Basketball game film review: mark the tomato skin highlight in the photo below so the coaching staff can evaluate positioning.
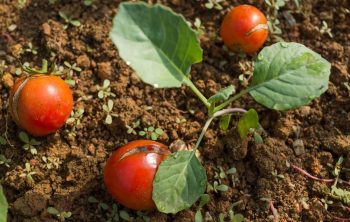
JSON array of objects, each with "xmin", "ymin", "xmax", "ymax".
[
  {"xmin": 220, "ymin": 5, "xmax": 268, "ymax": 54},
  {"xmin": 9, "ymin": 75, "xmax": 73, "ymax": 136},
  {"xmin": 104, "ymin": 140, "xmax": 171, "ymax": 211}
]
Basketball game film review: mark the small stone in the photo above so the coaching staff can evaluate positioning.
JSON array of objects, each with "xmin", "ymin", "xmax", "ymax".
[
  {"xmin": 293, "ymin": 139, "xmax": 305, "ymax": 156},
  {"xmin": 97, "ymin": 62, "xmax": 113, "ymax": 80},
  {"xmin": 10, "ymin": 44, "xmax": 23, "ymax": 58},
  {"xmin": 1, "ymin": 72, "xmax": 14, "ymax": 88},
  {"xmin": 42, "ymin": 23, "xmax": 51, "ymax": 35},
  {"xmin": 299, "ymin": 106, "xmax": 311, "ymax": 117},
  {"xmin": 76, "ymin": 54, "xmax": 91, "ymax": 68}
]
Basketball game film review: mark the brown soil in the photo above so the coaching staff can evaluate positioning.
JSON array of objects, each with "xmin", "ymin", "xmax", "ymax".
[{"xmin": 0, "ymin": 0, "xmax": 349, "ymax": 221}]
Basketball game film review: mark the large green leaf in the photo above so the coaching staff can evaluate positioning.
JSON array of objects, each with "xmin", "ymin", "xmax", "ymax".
[
  {"xmin": 0, "ymin": 185, "xmax": 8, "ymax": 222},
  {"xmin": 110, "ymin": 2, "xmax": 202, "ymax": 88},
  {"xmin": 249, "ymin": 42, "xmax": 331, "ymax": 110},
  {"xmin": 153, "ymin": 151, "xmax": 207, "ymax": 214}
]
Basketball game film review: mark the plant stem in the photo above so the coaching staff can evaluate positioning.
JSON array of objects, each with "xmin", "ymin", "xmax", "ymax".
[
  {"xmin": 213, "ymin": 89, "xmax": 249, "ymax": 113},
  {"xmin": 193, "ymin": 108, "xmax": 247, "ymax": 151},
  {"xmin": 184, "ymin": 78, "xmax": 211, "ymax": 108}
]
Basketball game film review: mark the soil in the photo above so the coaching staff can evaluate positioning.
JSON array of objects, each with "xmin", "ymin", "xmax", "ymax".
[{"xmin": 0, "ymin": 0, "xmax": 349, "ymax": 221}]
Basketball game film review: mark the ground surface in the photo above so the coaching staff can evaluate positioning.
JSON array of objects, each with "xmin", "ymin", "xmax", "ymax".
[{"xmin": 0, "ymin": 0, "xmax": 349, "ymax": 221}]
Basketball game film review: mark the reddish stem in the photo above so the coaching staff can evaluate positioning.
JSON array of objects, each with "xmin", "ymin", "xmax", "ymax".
[
  {"xmin": 269, "ymin": 201, "xmax": 279, "ymax": 222},
  {"xmin": 331, "ymin": 215, "xmax": 350, "ymax": 221},
  {"xmin": 291, "ymin": 165, "xmax": 350, "ymax": 186}
]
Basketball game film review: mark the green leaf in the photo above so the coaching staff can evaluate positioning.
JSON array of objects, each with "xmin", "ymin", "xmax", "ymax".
[
  {"xmin": 0, "ymin": 137, "xmax": 6, "ymax": 145},
  {"xmin": 249, "ymin": 42, "xmax": 331, "ymax": 111},
  {"xmin": 219, "ymin": 114, "xmax": 231, "ymax": 131},
  {"xmin": 237, "ymin": 109, "xmax": 259, "ymax": 139},
  {"xmin": 105, "ymin": 115, "xmax": 113, "ymax": 125},
  {"xmin": 199, "ymin": 194, "xmax": 209, "ymax": 208},
  {"xmin": 110, "ymin": 2, "xmax": 202, "ymax": 88},
  {"xmin": 195, "ymin": 210, "xmax": 203, "ymax": 222},
  {"xmin": 88, "ymin": 196, "xmax": 99, "ymax": 203},
  {"xmin": 47, "ymin": 207, "xmax": 60, "ymax": 215},
  {"xmin": 216, "ymin": 184, "xmax": 229, "ymax": 192},
  {"xmin": 208, "ymin": 85, "xmax": 235, "ymax": 104},
  {"xmin": 19, "ymin": 131, "xmax": 29, "ymax": 143},
  {"xmin": 119, "ymin": 210, "xmax": 130, "ymax": 221},
  {"xmin": 155, "ymin": 128, "xmax": 164, "ymax": 135},
  {"xmin": 253, "ymin": 132, "xmax": 263, "ymax": 144},
  {"xmin": 0, "ymin": 185, "xmax": 8, "ymax": 222},
  {"xmin": 232, "ymin": 214, "xmax": 244, "ymax": 222},
  {"xmin": 153, "ymin": 150, "xmax": 207, "ymax": 214}
]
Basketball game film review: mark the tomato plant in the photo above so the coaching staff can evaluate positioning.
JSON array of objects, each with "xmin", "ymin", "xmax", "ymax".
[
  {"xmin": 9, "ymin": 61, "xmax": 73, "ymax": 136},
  {"xmin": 220, "ymin": 5, "xmax": 268, "ymax": 54},
  {"xmin": 104, "ymin": 140, "xmax": 171, "ymax": 210},
  {"xmin": 110, "ymin": 2, "xmax": 331, "ymax": 214}
]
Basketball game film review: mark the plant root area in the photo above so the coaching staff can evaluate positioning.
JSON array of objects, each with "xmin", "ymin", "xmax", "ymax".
[{"xmin": 0, "ymin": 0, "xmax": 349, "ymax": 221}]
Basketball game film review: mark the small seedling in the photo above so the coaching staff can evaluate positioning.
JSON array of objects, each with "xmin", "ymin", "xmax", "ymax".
[
  {"xmin": 214, "ymin": 166, "xmax": 237, "ymax": 183},
  {"xmin": 17, "ymin": 0, "xmax": 26, "ymax": 8},
  {"xmin": 195, "ymin": 194, "xmax": 209, "ymax": 222},
  {"xmin": 20, "ymin": 162, "xmax": 36, "ymax": 184},
  {"xmin": 66, "ymin": 108, "xmax": 84, "ymax": 136},
  {"xmin": 126, "ymin": 119, "xmax": 141, "ymax": 135},
  {"xmin": 204, "ymin": 0, "xmax": 224, "ymax": 10},
  {"xmin": 238, "ymin": 61, "xmax": 253, "ymax": 87},
  {"xmin": 83, "ymin": 0, "xmax": 93, "ymax": 6},
  {"xmin": 207, "ymin": 181, "xmax": 229, "ymax": 193},
  {"xmin": 41, "ymin": 156, "xmax": 61, "ymax": 170},
  {"xmin": 271, "ymin": 169, "xmax": 284, "ymax": 181},
  {"xmin": 319, "ymin": 21, "xmax": 333, "ymax": 38},
  {"xmin": 59, "ymin": 11, "xmax": 81, "ymax": 29},
  {"xmin": 62, "ymin": 61, "xmax": 82, "ymax": 86},
  {"xmin": 97, "ymin": 79, "xmax": 116, "ymax": 99},
  {"xmin": 138, "ymin": 126, "xmax": 164, "ymax": 141},
  {"xmin": 88, "ymin": 196, "xmax": 130, "ymax": 221},
  {"xmin": 0, "ymin": 60, "xmax": 8, "ymax": 73},
  {"xmin": 261, "ymin": 198, "xmax": 279, "ymax": 221},
  {"xmin": 193, "ymin": 18, "xmax": 205, "ymax": 37},
  {"xmin": 47, "ymin": 207, "xmax": 72, "ymax": 222},
  {"xmin": 0, "ymin": 155, "xmax": 11, "ymax": 167},
  {"xmin": 19, "ymin": 131, "xmax": 40, "ymax": 155},
  {"xmin": 24, "ymin": 42, "xmax": 37, "ymax": 55},
  {"xmin": 103, "ymin": 99, "xmax": 114, "ymax": 124}
]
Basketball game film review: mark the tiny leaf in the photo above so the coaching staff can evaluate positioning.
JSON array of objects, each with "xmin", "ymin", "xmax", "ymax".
[
  {"xmin": 237, "ymin": 109, "xmax": 259, "ymax": 139},
  {"xmin": 47, "ymin": 207, "xmax": 60, "ymax": 215},
  {"xmin": 195, "ymin": 210, "xmax": 203, "ymax": 222},
  {"xmin": 219, "ymin": 114, "xmax": 231, "ymax": 131},
  {"xmin": 19, "ymin": 131, "xmax": 29, "ymax": 143},
  {"xmin": 249, "ymin": 42, "xmax": 331, "ymax": 110},
  {"xmin": 208, "ymin": 85, "xmax": 235, "ymax": 104},
  {"xmin": 153, "ymin": 150, "xmax": 207, "ymax": 214}
]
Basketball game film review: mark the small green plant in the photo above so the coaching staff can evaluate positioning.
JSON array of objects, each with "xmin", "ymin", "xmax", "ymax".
[
  {"xmin": 97, "ymin": 79, "xmax": 116, "ymax": 99},
  {"xmin": 318, "ymin": 21, "xmax": 333, "ymax": 38},
  {"xmin": 19, "ymin": 131, "xmax": 40, "ymax": 155},
  {"xmin": 47, "ymin": 207, "xmax": 72, "ymax": 222},
  {"xmin": 219, "ymin": 207, "xmax": 244, "ymax": 222},
  {"xmin": 126, "ymin": 119, "xmax": 141, "ymax": 135},
  {"xmin": 63, "ymin": 61, "xmax": 81, "ymax": 86},
  {"xmin": 204, "ymin": 0, "xmax": 224, "ymax": 10},
  {"xmin": 271, "ymin": 169, "xmax": 284, "ymax": 181},
  {"xmin": 194, "ymin": 194, "xmax": 209, "ymax": 222},
  {"xmin": 24, "ymin": 42, "xmax": 38, "ymax": 55},
  {"xmin": 207, "ymin": 166, "xmax": 237, "ymax": 193},
  {"xmin": 192, "ymin": 18, "xmax": 205, "ymax": 37},
  {"xmin": 20, "ymin": 162, "xmax": 36, "ymax": 184},
  {"xmin": 0, "ymin": 155, "xmax": 11, "ymax": 167},
  {"xmin": 17, "ymin": 0, "xmax": 26, "ymax": 8},
  {"xmin": 0, "ymin": 135, "xmax": 7, "ymax": 145},
  {"xmin": 59, "ymin": 11, "xmax": 81, "ymax": 29},
  {"xmin": 66, "ymin": 108, "xmax": 84, "ymax": 136},
  {"xmin": 83, "ymin": 0, "xmax": 93, "ymax": 6},
  {"xmin": 138, "ymin": 126, "xmax": 164, "ymax": 141},
  {"xmin": 238, "ymin": 61, "xmax": 253, "ymax": 87},
  {"xmin": 88, "ymin": 196, "xmax": 130, "ymax": 222},
  {"xmin": 41, "ymin": 156, "xmax": 61, "ymax": 170},
  {"xmin": 103, "ymin": 99, "xmax": 114, "ymax": 125}
]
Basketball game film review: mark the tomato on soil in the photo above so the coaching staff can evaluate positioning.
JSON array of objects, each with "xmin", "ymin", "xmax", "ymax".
[
  {"xmin": 220, "ymin": 4, "xmax": 268, "ymax": 54},
  {"xmin": 104, "ymin": 140, "xmax": 171, "ymax": 210},
  {"xmin": 9, "ymin": 74, "xmax": 73, "ymax": 136}
]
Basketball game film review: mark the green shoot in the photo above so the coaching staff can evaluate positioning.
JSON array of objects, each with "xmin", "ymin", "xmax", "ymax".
[
  {"xmin": 24, "ymin": 42, "xmax": 38, "ymax": 55},
  {"xmin": 20, "ymin": 162, "xmax": 36, "ymax": 184},
  {"xmin": 47, "ymin": 207, "xmax": 72, "ymax": 222},
  {"xmin": 41, "ymin": 156, "xmax": 61, "ymax": 170},
  {"xmin": 194, "ymin": 194, "xmax": 209, "ymax": 222},
  {"xmin": 59, "ymin": 11, "xmax": 81, "ymax": 29},
  {"xmin": 19, "ymin": 131, "xmax": 40, "ymax": 155},
  {"xmin": 204, "ymin": 0, "xmax": 224, "ymax": 10},
  {"xmin": 0, "ymin": 155, "xmax": 11, "ymax": 168},
  {"xmin": 103, "ymin": 99, "xmax": 114, "ymax": 125},
  {"xmin": 97, "ymin": 79, "xmax": 116, "ymax": 99},
  {"xmin": 319, "ymin": 21, "xmax": 333, "ymax": 38},
  {"xmin": 66, "ymin": 108, "xmax": 84, "ymax": 136},
  {"xmin": 138, "ymin": 126, "xmax": 164, "ymax": 141},
  {"xmin": 126, "ymin": 119, "xmax": 141, "ymax": 135}
]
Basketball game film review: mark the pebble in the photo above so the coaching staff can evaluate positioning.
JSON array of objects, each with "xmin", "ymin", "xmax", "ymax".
[
  {"xmin": 97, "ymin": 62, "xmax": 113, "ymax": 80},
  {"xmin": 76, "ymin": 54, "xmax": 91, "ymax": 68},
  {"xmin": 1, "ymin": 72, "xmax": 14, "ymax": 88},
  {"xmin": 293, "ymin": 139, "xmax": 305, "ymax": 156}
]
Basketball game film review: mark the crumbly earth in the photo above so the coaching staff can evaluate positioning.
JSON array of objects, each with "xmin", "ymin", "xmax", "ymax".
[{"xmin": 0, "ymin": 0, "xmax": 349, "ymax": 221}]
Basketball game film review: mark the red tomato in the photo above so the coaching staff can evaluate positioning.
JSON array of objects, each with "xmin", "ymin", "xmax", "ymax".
[
  {"xmin": 104, "ymin": 140, "xmax": 171, "ymax": 210},
  {"xmin": 9, "ymin": 74, "xmax": 73, "ymax": 136},
  {"xmin": 220, "ymin": 5, "xmax": 268, "ymax": 54}
]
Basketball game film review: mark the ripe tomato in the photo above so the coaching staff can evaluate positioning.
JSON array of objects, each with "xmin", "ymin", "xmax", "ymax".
[
  {"xmin": 220, "ymin": 5, "xmax": 268, "ymax": 54},
  {"xmin": 9, "ymin": 74, "xmax": 73, "ymax": 136},
  {"xmin": 104, "ymin": 140, "xmax": 171, "ymax": 210}
]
